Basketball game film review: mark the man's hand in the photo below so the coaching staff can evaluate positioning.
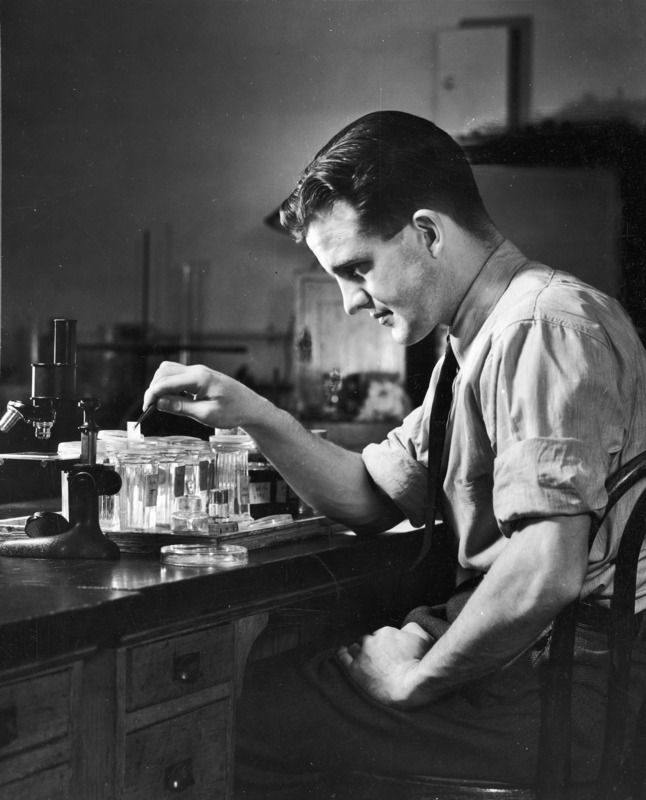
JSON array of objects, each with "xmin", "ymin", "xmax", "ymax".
[
  {"xmin": 141, "ymin": 361, "xmax": 399, "ymax": 531},
  {"xmin": 337, "ymin": 623, "xmax": 436, "ymax": 708},
  {"xmin": 142, "ymin": 361, "xmax": 267, "ymax": 430}
]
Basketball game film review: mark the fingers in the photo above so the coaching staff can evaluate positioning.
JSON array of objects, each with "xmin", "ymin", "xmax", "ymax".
[
  {"xmin": 142, "ymin": 363, "xmax": 207, "ymax": 411},
  {"xmin": 336, "ymin": 639, "xmax": 366, "ymax": 666},
  {"xmin": 400, "ymin": 622, "xmax": 434, "ymax": 643},
  {"xmin": 154, "ymin": 394, "xmax": 197, "ymax": 417},
  {"xmin": 337, "ymin": 645, "xmax": 352, "ymax": 668}
]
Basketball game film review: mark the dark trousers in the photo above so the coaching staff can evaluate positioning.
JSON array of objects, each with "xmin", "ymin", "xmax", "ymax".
[{"xmin": 234, "ymin": 610, "xmax": 646, "ymax": 799}]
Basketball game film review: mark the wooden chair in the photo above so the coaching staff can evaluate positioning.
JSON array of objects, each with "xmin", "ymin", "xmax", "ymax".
[{"xmin": 338, "ymin": 451, "xmax": 646, "ymax": 800}]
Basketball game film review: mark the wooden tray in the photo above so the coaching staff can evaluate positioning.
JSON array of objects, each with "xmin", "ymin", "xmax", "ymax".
[{"xmin": 0, "ymin": 515, "xmax": 348, "ymax": 555}]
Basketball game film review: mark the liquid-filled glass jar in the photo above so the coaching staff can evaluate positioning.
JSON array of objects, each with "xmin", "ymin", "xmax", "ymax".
[
  {"xmin": 182, "ymin": 442, "xmax": 213, "ymax": 509},
  {"xmin": 117, "ymin": 449, "xmax": 158, "ymax": 531},
  {"xmin": 155, "ymin": 449, "xmax": 187, "ymax": 528},
  {"xmin": 97, "ymin": 446, "xmax": 123, "ymax": 531},
  {"xmin": 171, "ymin": 495, "xmax": 209, "ymax": 533},
  {"xmin": 209, "ymin": 430, "xmax": 253, "ymax": 527}
]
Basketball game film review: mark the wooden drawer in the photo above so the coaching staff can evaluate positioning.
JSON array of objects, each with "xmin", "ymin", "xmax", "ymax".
[
  {"xmin": 123, "ymin": 699, "xmax": 231, "ymax": 800},
  {"xmin": 126, "ymin": 623, "xmax": 235, "ymax": 711},
  {"xmin": 0, "ymin": 668, "xmax": 72, "ymax": 759}
]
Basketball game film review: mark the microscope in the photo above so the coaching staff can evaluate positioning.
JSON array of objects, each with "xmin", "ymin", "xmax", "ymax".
[{"xmin": 0, "ymin": 319, "xmax": 121, "ymax": 559}]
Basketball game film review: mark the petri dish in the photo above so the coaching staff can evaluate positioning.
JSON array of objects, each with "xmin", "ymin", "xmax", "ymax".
[{"xmin": 159, "ymin": 543, "xmax": 248, "ymax": 568}]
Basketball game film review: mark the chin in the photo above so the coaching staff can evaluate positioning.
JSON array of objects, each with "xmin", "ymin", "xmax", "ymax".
[
  {"xmin": 394, "ymin": 327, "xmax": 431, "ymax": 347},
  {"xmin": 392, "ymin": 329, "xmax": 416, "ymax": 347},
  {"xmin": 388, "ymin": 326, "xmax": 406, "ymax": 345}
]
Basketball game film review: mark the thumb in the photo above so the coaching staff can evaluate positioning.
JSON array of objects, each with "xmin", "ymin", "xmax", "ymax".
[{"xmin": 156, "ymin": 394, "xmax": 206, "ymax": 421}]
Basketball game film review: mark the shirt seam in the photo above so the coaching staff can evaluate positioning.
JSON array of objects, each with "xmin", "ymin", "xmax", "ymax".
[{"xmin": 489, "ymin": 313, "xmax": 613, "ymax": 352}]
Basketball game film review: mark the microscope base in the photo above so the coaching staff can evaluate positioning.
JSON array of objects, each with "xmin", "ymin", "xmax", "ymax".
[{"xmin": 0, "ymin": 522, "xmax": 120, "ymax": 560}]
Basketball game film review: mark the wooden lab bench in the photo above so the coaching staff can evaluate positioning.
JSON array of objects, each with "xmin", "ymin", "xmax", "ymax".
[{"xmin": 0, "ymin": 520, "xmax": 427, "ymax": 799}]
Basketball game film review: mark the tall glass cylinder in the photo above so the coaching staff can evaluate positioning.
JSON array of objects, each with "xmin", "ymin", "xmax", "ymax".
[
  {"xmin": 157, "ymin": 448, "xmax": 187, "ymax": 528},
  {"xmin": 198, "ymin": 442, "xmax": 215, "ymax": 508},
  {"xmin": 155, "ymin": 449, "xmax": 187, "ymax": 528},
  {"xmin": 182, "ymin": 442, "xmax": 212, "ymax": 507},
  {"xmin": 209, "ymin": 431, "xmax": 253, "ymax": 527},
  {"xmin": 117, "ymin": 450, "xmax": 158, "ymax": 531}
]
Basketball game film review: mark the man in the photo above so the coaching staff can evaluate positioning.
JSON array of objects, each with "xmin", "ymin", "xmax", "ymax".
[{"xmin": 143, "ymin": 111, "xmax": 646, "ymax": 794}]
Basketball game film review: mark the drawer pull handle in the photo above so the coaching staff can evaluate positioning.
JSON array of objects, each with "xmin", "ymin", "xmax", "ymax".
[
  {"xmin": 164, "ymin": 758, "xmax": 195, "ymax": 792},
  {"xmin": 0, "ymin": 706, "xmax": 18, "ymax": 747},
  {"xmin": 173, "ymin": 651, "xmax": 203, "ymax": 684}
]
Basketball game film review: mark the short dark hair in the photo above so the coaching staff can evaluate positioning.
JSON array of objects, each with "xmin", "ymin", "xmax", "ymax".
[{"xmin": 280, "ymin": 110, "xmax": 493, "ymax": 242}]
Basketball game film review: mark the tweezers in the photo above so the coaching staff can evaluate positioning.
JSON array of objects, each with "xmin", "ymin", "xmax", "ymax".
[
  {"xmin": 134, "ymin": 405, "xmax": 155, "ymax": 429},
  {"xmin": 135, "ymin": 390, "xmax": 196, "ymax": 428}
]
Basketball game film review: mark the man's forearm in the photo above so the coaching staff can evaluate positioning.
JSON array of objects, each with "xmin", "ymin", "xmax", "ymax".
[
  {"xmin": 243, "ymin": 403, "xmax": 402, "ymax": 530},
  {"xmin": 339, "ymin": 515, "xmax": 590, "ymax": 708},
  {"xmin": 142, "ymin": 362, "xmax": 402, "ymax": 531},
  {"xmin": 413, "ymin": 514, "xmax": 590, "ymax": 701}
]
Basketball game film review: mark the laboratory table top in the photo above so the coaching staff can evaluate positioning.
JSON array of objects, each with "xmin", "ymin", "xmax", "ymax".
[{"xmin": 0, "ymin": 523, "xmax": 427, "ymax": 675}]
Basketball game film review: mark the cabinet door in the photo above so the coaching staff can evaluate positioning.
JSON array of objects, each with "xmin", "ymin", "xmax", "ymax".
[
  {"xmin": 294, "ymin": 271, "xmax": 405, "ymax": 414},
  {"xmin": 0, "ymin": 667, "xmax": 73, "ymax": 797}
]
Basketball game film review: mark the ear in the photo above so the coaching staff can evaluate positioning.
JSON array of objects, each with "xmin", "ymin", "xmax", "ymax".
[{"xmin": 411, "ymin": 209, "xmax": 443, "ymax": 257}]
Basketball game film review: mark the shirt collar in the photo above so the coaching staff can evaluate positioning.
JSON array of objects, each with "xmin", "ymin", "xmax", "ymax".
[{"xmin": 449, "ymin": 239, "xmax": 529, "ymax": 364}]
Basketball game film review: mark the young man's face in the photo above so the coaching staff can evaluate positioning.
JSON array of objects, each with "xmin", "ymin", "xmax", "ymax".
[{"xmin": 305, "ymin": 200, "xmax": 449, "ymax": 346}]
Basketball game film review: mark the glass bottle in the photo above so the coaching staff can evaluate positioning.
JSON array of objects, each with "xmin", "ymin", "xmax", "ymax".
[{"xmin": 171, "ymin": 495, "xmax": 209, "ymax": 534}]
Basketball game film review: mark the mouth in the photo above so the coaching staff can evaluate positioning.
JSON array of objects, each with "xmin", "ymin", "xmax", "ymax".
[{"xmin": 372, "ymin": 311, "xmax": 392, "ymax": 326}]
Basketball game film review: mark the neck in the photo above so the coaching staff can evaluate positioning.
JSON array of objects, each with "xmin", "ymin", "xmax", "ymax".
[{"xmin": 445, "ymin": 228, "xmax": 504, "ymax": 324}]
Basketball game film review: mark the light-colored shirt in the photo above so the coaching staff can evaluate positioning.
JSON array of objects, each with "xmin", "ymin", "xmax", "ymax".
[{"xmin": 363, "ymin": 240, "xmax": 646, "ymax": 610}]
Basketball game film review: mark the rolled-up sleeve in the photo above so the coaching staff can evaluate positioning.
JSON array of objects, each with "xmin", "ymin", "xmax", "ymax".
[
  {"xmin": 480, "ymin": 319, "xmax": 626, "ymax": 535},
  {"xmin": 362, "ymin": 405, "xmax": 430, "ymax": 528}
]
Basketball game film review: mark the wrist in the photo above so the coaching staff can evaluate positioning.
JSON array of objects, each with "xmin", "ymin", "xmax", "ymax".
[{"xmin": 240, "ymin": 396, "xmax": 285, "ymax": 434}]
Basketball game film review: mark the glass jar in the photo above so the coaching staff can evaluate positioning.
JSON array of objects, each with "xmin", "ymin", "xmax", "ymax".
[
  {"xmin": 247, "ymin": 446, "xmax": 299, "ymax": 520},
  {"xmin": 117, "ymin": 449, "xmax": 158, "ymax": 531},
  {"xmin": 171, "ymin": 495, "xmax": 209, "ymax": 534},
  {"xmin": 182, "ymin": 442, "xmax": 213, "ymax": 509},
  {"xmin": 209, "ymin": 431, "xmax": 253, "ymax": 527},
  {"xmin": 155, "ymin": 448, "xmax": 187, "ymax": 528},
  {"xmin": 58, "ymin": 440, "xmax": 117, "ymax": 526},
  {"xmin": 98, "ymin": 445, "xmax": 122, "ymax": 531},
  {"xmin": 208, "ymin": 488, "xmax": 230, "ymax": 522}
]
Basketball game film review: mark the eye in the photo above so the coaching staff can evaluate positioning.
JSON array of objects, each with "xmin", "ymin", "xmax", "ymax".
[{"xmin": 344, "ymin": 262, "xmax": 370, "ymax": 280}]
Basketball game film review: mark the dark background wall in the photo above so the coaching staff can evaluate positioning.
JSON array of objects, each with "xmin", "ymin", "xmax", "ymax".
[{"xmin": 2, "ymin": 0, "xmax": 646, "ymax": 390}]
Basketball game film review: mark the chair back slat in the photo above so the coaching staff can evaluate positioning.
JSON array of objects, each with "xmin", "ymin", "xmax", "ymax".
[
  {"xmin": 595, "ymin": 485, "xmax": 646, "ymax": 799},
  {"xmin": 537, "ymin": 451, "xmax": 646, "ymax": 800}
]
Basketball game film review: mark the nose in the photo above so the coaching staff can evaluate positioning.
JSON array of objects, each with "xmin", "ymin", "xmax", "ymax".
[{"xmin": 339, "ymin": 281, "xmax": 370, "ymax": 316}]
